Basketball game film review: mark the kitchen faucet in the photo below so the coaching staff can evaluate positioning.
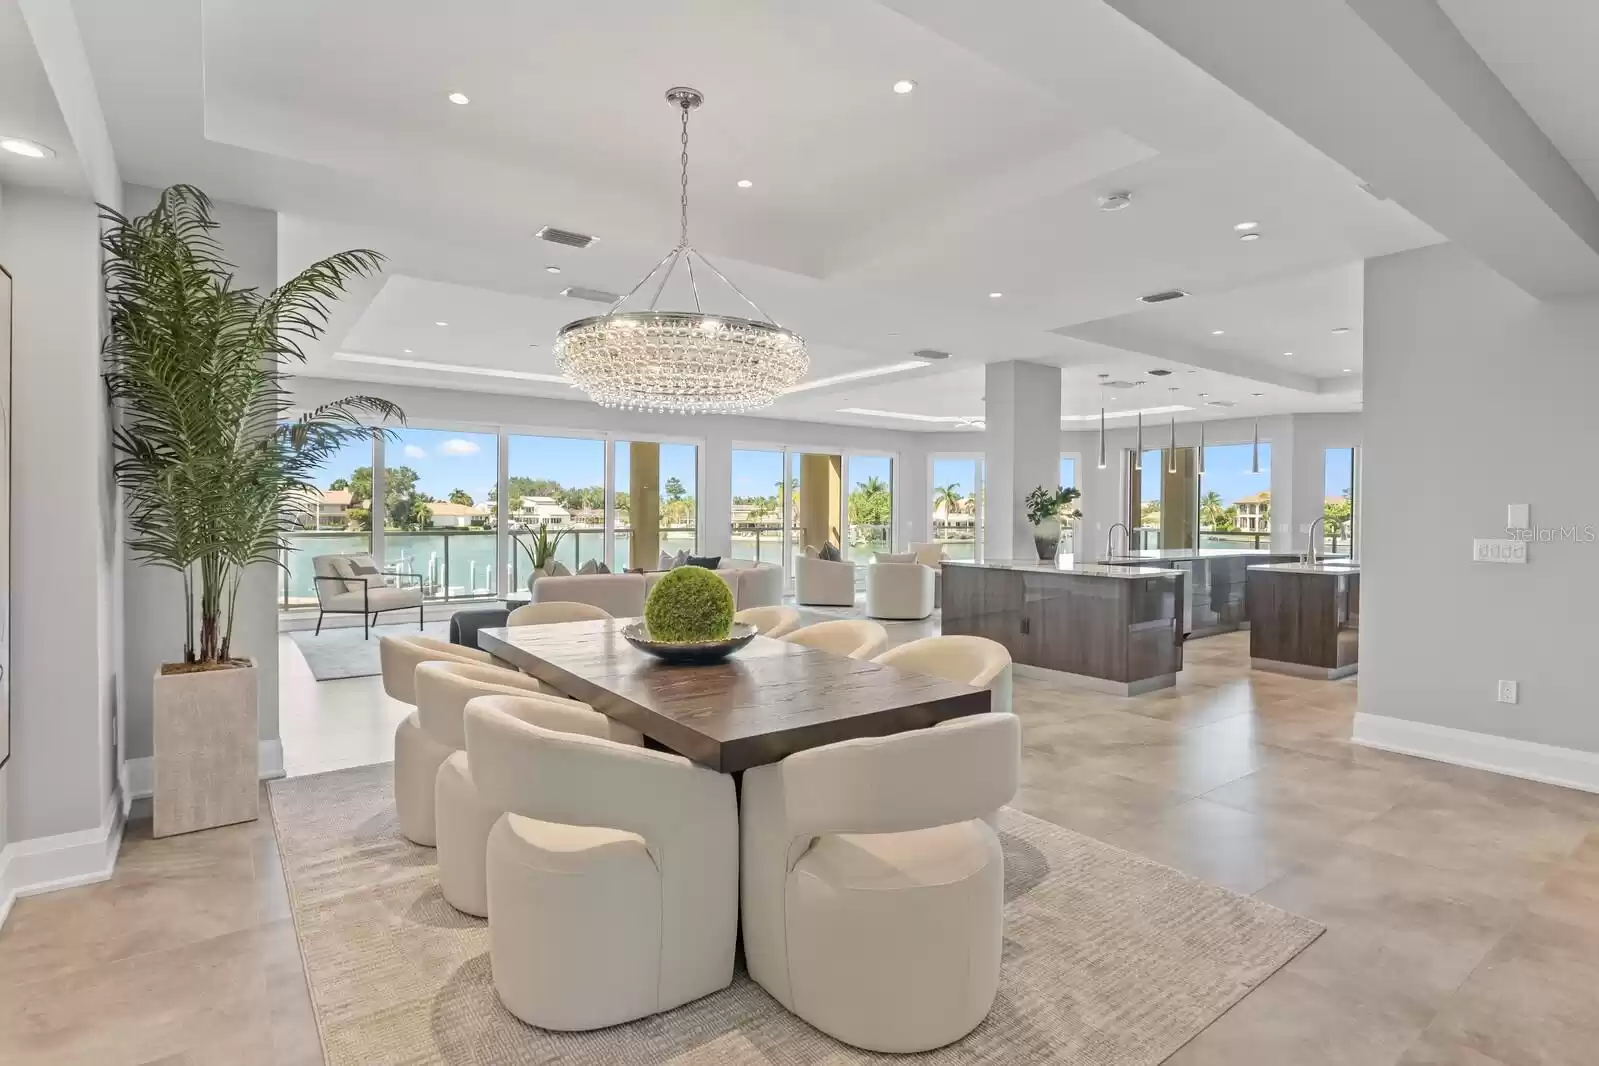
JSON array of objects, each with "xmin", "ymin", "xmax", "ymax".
[
  {"xmin": 1304, "ymin": 516, "xmax": 1325, "ymax": 565},
  {"xmin": 1106, "ymin": 522, "xmax": 1130, "ymax": 559}
]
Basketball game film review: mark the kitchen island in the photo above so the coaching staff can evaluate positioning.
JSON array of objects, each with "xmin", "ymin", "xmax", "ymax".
[
  {"xmin": 942, "ymin": 559, "xmax": 1185, "ymax": 695},
  {"xmin": 1245, "ymin": 562, "xmax": 1360, "ymax": 679},
  {"xmin": 1094, "ymin": 548, "xmax": 1305, "ymax": 637}
]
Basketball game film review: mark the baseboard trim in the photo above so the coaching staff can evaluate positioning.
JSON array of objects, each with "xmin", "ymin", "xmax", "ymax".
[
  {"xmin": 123, "ymin": 739, "xmax": 286, "ymax": 802},
  {"xmin": 1352, "ymin": 713, "xmax": 1599, "ymax": 795},
  {"xmin": 0, "ymin": 791, "xmax": 125, "ymax": 931}
]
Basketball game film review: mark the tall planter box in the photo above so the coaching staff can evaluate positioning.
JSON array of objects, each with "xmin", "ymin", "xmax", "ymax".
[{"xmin": 152, "ymin": 660, "xmax": 259, "ymax": 837}]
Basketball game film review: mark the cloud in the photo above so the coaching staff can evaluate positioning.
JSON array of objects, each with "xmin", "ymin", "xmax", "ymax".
[
  {"xmin": 437, "ymin": 438, "xmax": 481, "ymax": 457},
  {"xmin": 402, "ymin": 444, "xmax": 427, "ymax": 459}
]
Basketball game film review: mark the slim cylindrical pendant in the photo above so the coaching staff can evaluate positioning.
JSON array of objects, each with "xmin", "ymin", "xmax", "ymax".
[
  {"xmin": 1135, "ymin": 412, "xmax": 1143, "ymax": 471},
  {"xmin": 1198, "ymin": 421, "xmax": 1206, "ymax": 475},
  {"xmin": 1168, "ymin": 417, "xmax": 1177, "ymax": 474},
  {"xmin": 1251, "ymin": 418, "xmax": 1260, "ymax": 474},
  {"xmin": 1097, "ymin": 407, "xmax": 1107, "ymax": 469}
]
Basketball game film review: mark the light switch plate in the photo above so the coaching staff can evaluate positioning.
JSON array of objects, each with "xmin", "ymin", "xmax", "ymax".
[
  {"xmin": 1474, "ymin": 538, "xmax": 1528, "ymax": 564},
  {"xmin": 1498, "ymin": 680, "xmax": 1518, "ymax": 704},
  {"xmin": 1507, "ymin": 504, "xmax": 1530, "ymax": 530}
]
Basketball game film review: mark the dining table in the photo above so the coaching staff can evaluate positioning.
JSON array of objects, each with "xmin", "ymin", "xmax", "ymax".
[{"xmin": 476, "ymin": 619, "xmax": 991, "ymax": 773}]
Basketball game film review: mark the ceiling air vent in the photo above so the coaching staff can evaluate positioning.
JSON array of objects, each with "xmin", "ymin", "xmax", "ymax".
[
  {"xmin": 1101, "ymin": 379, "xmax": 1142, "ymax": 390},
  {"xmin": 536, "ymin": 225, "xmax": 598, "ymax": 249},
  {"xmin": 560, "ymin": 285, "xmax": 621, "ymax": 304},
  {"xmin": 1147, "ymin": 368, "xmax": 1172, "ymax": 377},
  {"xmin": 912, "ymin": 349, "xmax": 951, "ymax": 361},
  {"xmin": 1139, "ymin": 289, "xmax": 1189, "ymax": 304},
  {"xmin": 1205, "ymin": 399, "xmax": 1235, "ymax": 408}
]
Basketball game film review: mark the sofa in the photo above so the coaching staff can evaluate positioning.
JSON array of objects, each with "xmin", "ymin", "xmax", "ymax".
[{"xmin": 530, "ymin": 560, "xmax": 782, "ymax": 616}]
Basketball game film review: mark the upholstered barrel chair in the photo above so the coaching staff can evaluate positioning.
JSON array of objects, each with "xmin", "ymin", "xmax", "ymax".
[
  {"xmin": 794, "ymin": 554, "xmax": 856, "ymax": 607},
  {"xmin": 865, "ymin": 561, "xmax": 936, "ymax": 620},
  {"xmin": 394, "ymin": 660, "xmax": 545, "ymax": 847},
  {"xmin": 464, "ymin": 701, "xmax": 738, "ymax": 1031},
  {"xmin": 740, "ymin": 713, "xmax": 1021, "ymax": 1053},
  {"xmin": 380, "ymin": 633, "xmax": 494, "ymax": 706},
  {"xmin": 874, "ymin": 635, "xmax": 1013, "ymax": 715},
  {"xmin": 734, "ymin": 604, "xmax": 802, "ymax": 638},
  {"xmin": 783, "ymin": 619, "xmax": 889, "ymax": 660},
  {"xmin": 506, "ymin": 601, "xmax": 613, "ymax": 626},
  {"xmin": 437, "ymin": 693, "xmax": 641, "ymax": 917}
]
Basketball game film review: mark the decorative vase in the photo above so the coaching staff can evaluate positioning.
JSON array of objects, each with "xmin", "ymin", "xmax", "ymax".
[
  {"xmin": 1031, "ymin": 516, "xmax": 1061, "ymax": 561},
  {"xmin": 152, "ymin": 660, "xmax": 259, "ymax": 837}
]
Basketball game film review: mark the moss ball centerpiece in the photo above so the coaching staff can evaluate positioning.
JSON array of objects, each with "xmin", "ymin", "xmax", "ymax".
[{"xmin": 644, "ymin": 566, "xmax": 735, "ymax": 643}]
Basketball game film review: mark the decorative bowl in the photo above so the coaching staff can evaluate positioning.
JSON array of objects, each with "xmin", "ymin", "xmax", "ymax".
[{"xmin": 622, "ymin": 620, "xmax": 757, "ymax": 665}]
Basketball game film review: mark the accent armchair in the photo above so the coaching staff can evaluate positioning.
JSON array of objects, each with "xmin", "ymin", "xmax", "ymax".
[{"xmin": 311, "ymin": 552, "xmax": 424, "ymax": 638}]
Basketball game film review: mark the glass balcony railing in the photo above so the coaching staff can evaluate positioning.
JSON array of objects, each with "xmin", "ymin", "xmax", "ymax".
[{"xmin": 280, "ymin": 529, "xmax": 502, "ymax": 609}]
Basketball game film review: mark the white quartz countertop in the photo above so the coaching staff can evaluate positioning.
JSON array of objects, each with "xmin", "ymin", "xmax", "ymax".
[
  {"xmin": 1094, "ymin": 548, "xmax": 1292, "ymax": 563},
  {"xmin": 1247, "ymin": 562, "xmax": 1361, "ymax": 576},
  {"xmin": 945, "ymin": 559, "xmax": 1184, "ymax": 579}
]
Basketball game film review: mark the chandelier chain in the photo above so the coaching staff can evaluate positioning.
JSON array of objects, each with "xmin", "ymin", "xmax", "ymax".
[{"xmin": 679, "ymin": 101, "xmax": 691, "ymax": 249}]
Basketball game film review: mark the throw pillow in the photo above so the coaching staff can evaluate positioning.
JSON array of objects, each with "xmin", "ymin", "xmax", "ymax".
[
  {"xmin": 596, "ymin": 562, "xmax": 611, "ymax": 574},
  {"xmin": 328, "ymin": 555, "xmax": 365, "ymax": 594},
  {"xmin": 818, "ymin": 542, "xmax": 843, "ymax": 562},
  {"xmin": 803, "ymin": 544, "xmax": 820, "ymax": 559},
  {"xmin": 549, "ymin": 560, "xmax": 572, "ymax": 577},
  {"xmin": 874, "ymin": 551, "xmax": 916, "ymax": 564},
  {"xmin": 578, "ymin": 558, "xmax": 598, "ymax": 576},
  {"xmin": 685, "ymin": 555, "xmax": 721, "ymax": 569},
  {"xmin": 658, "ymin": 550, "xmax": 675, "ymax": 571},
  {"xmin": 673, "ymin": 549, "xmax": 691, "ymax": 568},
  {"xmin": 912, "ymin": 543, "xmax": 946, "ymax": 567}
]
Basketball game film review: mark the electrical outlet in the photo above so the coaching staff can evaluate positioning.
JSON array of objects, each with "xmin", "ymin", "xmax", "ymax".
[{"xmin": 1497, "ymin": 680, "xmax": 1518, "ymax": 705}]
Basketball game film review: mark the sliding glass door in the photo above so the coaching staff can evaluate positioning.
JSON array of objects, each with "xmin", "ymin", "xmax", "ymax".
[
  {"xmin": 613, "ymin": 440, "xmax": 699, "ymax": 570},
  {"xmin": 281, "ymin": 436, "xmax": 375, "ymax": 608},
  {"xmin": 1324, "ymin": 447, "xmax": 1356, "ymax": 557},
  {"xmin": 730, "ymin": 448, "xmax": 786, "ymax": 568},
  {"xmin": 931, "ymin": 455, "xmax": 982, "ymax": 560},
  {"xmin": 1198, "ymin": 441, "xmax": 1272, "ymax": 549},
  {"xmin": 845, "ymin": 454, "xmax": 893, "ymax": 580}
]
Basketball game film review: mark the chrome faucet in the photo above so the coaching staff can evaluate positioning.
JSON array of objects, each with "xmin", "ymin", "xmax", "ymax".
[
  {"xmin": 1305, "ymin": 516, "xmax": 1325, "ymax": 565},
  {"xmin": 1106, "ymin": 522, "xmax": 1130, "ymax": 559}
]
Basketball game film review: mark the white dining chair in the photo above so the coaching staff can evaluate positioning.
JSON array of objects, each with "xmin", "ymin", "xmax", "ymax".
[
  {"xmin": 740, "ymin": 712, "xmax": 1021, "ymax": 1053},
  {"xmin": 379, "ymin": 633, "xmax": 493, "ymax": 705},
  {"xmin": 394, "ymin": 660, "xmax": 544, "ymax": 848},
  {"xmin": 464, "ymin": 699, "xmax": 737, "ymax": 1031},
  {"xmin": 506, "ymin": 600, "xmax": 613, "ymax": 626},
  {"xmin": 874, "ymin": 635, "xmax": 1013, "ymax": 714},
  {"xmin": 437, "ymin": 693, "xmax": 641, "ymax": 917},
  {"xmin": 733, "ymin": 604, "xmax": 802, "ymax": 638},
  {"xmin": 783, "ymin": 618, "xmax": 889, "ymax": 659}
]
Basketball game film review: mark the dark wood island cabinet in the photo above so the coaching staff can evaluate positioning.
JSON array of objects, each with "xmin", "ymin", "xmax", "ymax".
[{"xmin": 1246, "ymin": 562, "xmax": 1360, "ymax": 679}]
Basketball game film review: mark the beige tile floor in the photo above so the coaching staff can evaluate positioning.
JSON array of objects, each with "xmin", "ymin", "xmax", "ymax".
[{"xmin": 2, "ymin": 627, "xmax": 1597, "ymax": 1064}]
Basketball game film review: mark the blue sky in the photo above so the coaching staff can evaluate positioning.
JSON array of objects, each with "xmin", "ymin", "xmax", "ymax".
[{"xmin": 730, "ymin": 451, "xmax": 895, "ymax": 500}]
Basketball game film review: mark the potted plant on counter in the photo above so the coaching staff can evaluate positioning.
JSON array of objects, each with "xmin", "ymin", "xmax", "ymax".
[
  {"xmin": 1025, "ymin": 485, "xmax": 1083, "ymax": 561},
  {"xmin": 103, "ymin": 184, "xmax": 402, "ymax": 837}
]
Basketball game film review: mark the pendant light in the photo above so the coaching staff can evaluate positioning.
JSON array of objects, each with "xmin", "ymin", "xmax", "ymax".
[
  {"xmin": 1097, "ymin": 406, "xmax": 1107, "ymax": 469},
  {"xmin": 1134, "ymin": 411, "xmax": 1143, "ymax": 471},
  {"xmin": 1198, "ymin": 420, "xmax": 1207, "ymax": 475},
  {"xmin": 1167, "ymin": 416, "xmax": 1177, "ymax": 474},
  {"xmin": 1251, "ymin": 418, "xmax": 1260, "ymax": 474}
]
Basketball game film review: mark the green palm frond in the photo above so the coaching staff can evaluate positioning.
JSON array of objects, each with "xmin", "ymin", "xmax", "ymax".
[{"xmin": 102, "ymin": 184, "xmax": 403, "ymax": 664}]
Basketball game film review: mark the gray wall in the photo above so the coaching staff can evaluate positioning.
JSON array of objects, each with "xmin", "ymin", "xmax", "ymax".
[
  {"xmin": 1362, "ymin": 242, "xmax": 1599, "ymax": 753},
  {"xmin": 0, "ymin": 185, "xmax": 120, "ymax": 840},
  {"xmin": 120, "ymin": 185, "xmax": 281, "ymax": 761}
]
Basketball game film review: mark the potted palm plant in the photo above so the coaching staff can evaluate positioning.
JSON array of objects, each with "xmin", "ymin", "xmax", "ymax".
[
  {"xmin": 1024, "ymin": 485, "xmax": 1083, "ymax": 561},
  {"xmin": 516, "ymin": 521, "xmax": 570, "ymax": 591},
  {"xmin": 102, "ymin": 185, "xmax": 402, "ymax": 837}
]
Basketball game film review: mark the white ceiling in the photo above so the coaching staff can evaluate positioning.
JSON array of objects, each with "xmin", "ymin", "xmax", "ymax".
[
  {"xmin": 0, "ymin": 1, "xmax": 88, "ymax": 195},
  {"xmin": 34, "ymin": 0, "xmax": 1511, "ymax": 428}
]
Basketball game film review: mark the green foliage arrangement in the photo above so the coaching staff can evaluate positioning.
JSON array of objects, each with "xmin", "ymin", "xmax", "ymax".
[
  {"xmin": 644, "ymin": 566, "xmax": 734, "ymax": 642},
  {"xmin": 102, "ymin": 184, "xmax": 402, "ymax": 668},
  {"xmin": 517, "ymin": 522, "xmax": 568, "ymax": 574},
  {"xmin": 1024, "ymin": 485, "xmax": 1083, "ymax": 526}
]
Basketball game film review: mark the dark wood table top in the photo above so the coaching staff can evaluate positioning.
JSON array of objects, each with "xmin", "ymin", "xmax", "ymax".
[{"xmin": 476, "ymin": 619, "xmax": 991, "ymax": 773}]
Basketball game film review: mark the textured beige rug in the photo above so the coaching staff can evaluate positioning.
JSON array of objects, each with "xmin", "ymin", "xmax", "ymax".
[{"xmin": 268, "ymin": 764, "xmax": 1321, "ymax": 1065}]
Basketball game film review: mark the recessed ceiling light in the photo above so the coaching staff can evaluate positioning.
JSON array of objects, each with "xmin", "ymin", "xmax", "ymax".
[
  {"xmin": 1331, "ymin": 326, "xmax": 1350, "ymax": 334},
  {"xmin": 1239, "ymin": 232, "xmax": 1261, "ymax": 241},
  {"xmin": 736, "ymin": 179, "xmax": 752, "ymax": 188},
  {"xmin": 0, "ymin": 136, "xmax": 54, "ymax": 159},
  {"xmin": 1198, "ymin": 392, "xmax": 1210, "ymax": 398},
  {"xmin": 1342, "ymin": 368, "xmax": 1352, "ymax": 373},
  {"xmin": 403, "ymin": 348, "xmax": 413, "ymax": 353},
  {"xmin": 989, "ymin": 292, "xmax": 1003, "ymax": 299},
  {"xmin": 1098, "ymin": 192, "xmax": 1133, "ymax": 211},
  {"xmin": 435, "ymin": 321, "xmax": 448, "ymax": 326},
  {"xmin": 1233, "ymin": 221, "xmax": 1259, "ymax": 232},
  {"xmin": 1251, "ymin": 391, "xmax": 1263, "ymax": 396},
  {"xmin": 1211, "ymin": 330, "xmax": 1225, "ymax": 335},
  {"xmin": 1283, "ymin": 351, "xmax": 1294, "ymax": 356},
  {"xmin": 544, "ymin": 265, "xmax": 561, "ymax": 274},
  {"xmin": 448, "ymin": 92, "xmax": 470, "ymax": 105},
  {"xmin": 893, "ymin": 79, "xmax": 916, "ymax": 94}
]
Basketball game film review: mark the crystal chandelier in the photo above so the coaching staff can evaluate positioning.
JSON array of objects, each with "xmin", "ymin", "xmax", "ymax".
[{"xmin": 554, "ymin": 87, "xmax": 808, "ymax": 414}]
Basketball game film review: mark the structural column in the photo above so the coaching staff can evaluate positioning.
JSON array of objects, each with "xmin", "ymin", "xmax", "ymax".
[
  {"xmin": 798, "ymin": 453, "xmax": 841, "ymax": 551},
  {"xmin": 628, "ymin": 441, "xmax": 660, "ymax": 569},
  {"xmin": 984, "ymin": 361, "xmax": 1063, "ymax": 561}
]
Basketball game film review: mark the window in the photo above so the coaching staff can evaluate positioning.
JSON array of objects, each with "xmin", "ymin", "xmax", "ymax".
[
  {"xmin": 731, "ymin": 448, "xmax": 786, "ymax": 568},
  {"xmin": 846, "ymin": 455, "xmax": 893, "ymax": 571},
  {"xmin": 1135, "ymin": 449, "xmax": 1163, "ymax": 549},
  {"xmin": 614, "ymin": 440, "xmax": 698, "ymax": 570},
  {"xmin": 383, "ymin": 428, "xmax": 499, "ymax": 600},
  {"xmin": 787, "ymin": 451, "xmax": 841, "ymax": 584},
  {"xmin": 931, "ymin": 456, "xmax": 981, "ymax": 560},
  {"xmin": 505, "ymin": 434, "xmax": 605, "ymax": 585},
  {"xmin": 1198, "ymin": 441, "xmax": 1272, "ymax": 549},
  {"xmin": 281, "ymin": 436, "xmax": 374, "ymax": 608},
  {"xmin": 1059, "ymin": 455, "xmax": 1078, "ymax": 556},
  {"xmin": 1323, "ymin": 447, "xmax": 1356, "ymax": 557}
]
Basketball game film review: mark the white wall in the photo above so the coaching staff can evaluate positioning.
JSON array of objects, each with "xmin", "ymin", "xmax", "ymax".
[
  {"xmin": 1361, "ymin": 242, "xmax": 1599, "ymax": 759},
  {"xmin": 118, "ymin": 186, "xmax": 281, "ymax": 765},
  {"xmin": 0, "ymin": 185, "xmax": 120, "ymax": 842},
  {"xmin": 288, "ymin": 378, "xmax": 935, "ymax": 558}
]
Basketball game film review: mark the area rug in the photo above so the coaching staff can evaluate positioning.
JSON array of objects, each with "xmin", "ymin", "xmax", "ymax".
[
  {"xmin": 797, "ymin": 600, "xmax": 941, "ymax": 626},
  {"xmin": 287, "ymin": 620, "xmax": 451, "ymax": 681},
  {"xmin": 268, "ymin": 763, "xmax": 1321, "ymax": 1065}
]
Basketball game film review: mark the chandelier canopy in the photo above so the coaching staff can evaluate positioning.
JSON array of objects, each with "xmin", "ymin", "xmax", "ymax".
[{"xmin": 554, "ymin": 87, "xmax": 808, "ymax": 414}]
